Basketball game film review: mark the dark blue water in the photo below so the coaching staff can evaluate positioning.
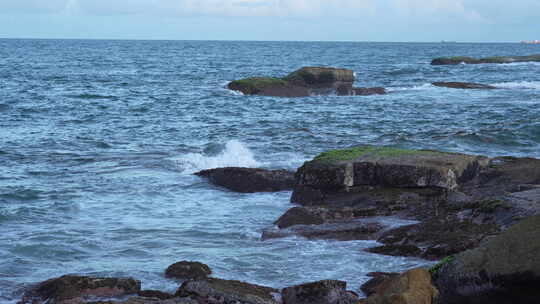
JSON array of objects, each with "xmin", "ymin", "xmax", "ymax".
[{"xmin": 1, "ymin": 39, "xmax": 539, "ymax": 302}]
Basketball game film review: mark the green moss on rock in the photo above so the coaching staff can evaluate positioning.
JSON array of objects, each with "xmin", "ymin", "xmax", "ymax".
[
  {"xmin": 312, "ymin": 146, "xmax": 440, "ymax": 164},
  {"xmin": 429, "ymin": 255, "xmax": 455, "ymax": 276}
]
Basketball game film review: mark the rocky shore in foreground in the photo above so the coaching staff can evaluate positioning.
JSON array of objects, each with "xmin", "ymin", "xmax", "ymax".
[{"xmin": 21, "ymin": 146, "xmax": 540, "ymax": 304}]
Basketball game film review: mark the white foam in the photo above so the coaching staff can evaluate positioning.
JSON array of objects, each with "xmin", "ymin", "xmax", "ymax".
[
  {"xmin": 493, "ymin": 81, "xmax": 540, "ymax": 90},
  {"xmin": 387, "ymin": 83, "xmax": 434, "ymax": 92},
  {"xmin": 176, "ymin": 140, "xmax": 260, "ymax": 173}
]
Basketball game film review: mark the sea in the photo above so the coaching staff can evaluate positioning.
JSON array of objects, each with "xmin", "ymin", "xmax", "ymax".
[{"xmin": 1, "ymin": 39, "xmax": 539, "ymax": 302}]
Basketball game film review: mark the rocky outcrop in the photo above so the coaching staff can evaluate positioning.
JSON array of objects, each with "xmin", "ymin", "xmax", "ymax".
[
  {"xmin": 175, "ymin": 278, "xmax": 279, "ymax": 304},
  {"xmin": 19, "ymin": 275, "xmax": 141, "ymax": 304},
  {"xmin": 360, "ymin": 272, "xmax": 400, "ymax": 297},
  {"xmin": 165, "ymin": 261, "xmax": 212, "ymax": 280},
  {"xmin": 228, "ymin": 67, "xmax": 386, "ymax": 97},
  {"xmin": 434, "ymin": 214, "xmax": 540, "ymax": 304},
  {"xmin": 195, "ymin": 167, "xmax": 295, "ymax": 193},
  {"xmin": 137, "ymin": 290, "xmax": 176, "ymax": 300},
  {"xmin": 281, "ymin": 280, "xmax": 358, "ymax": 304},
  {"xmin": 432, "ymin": 82, "xmax": 497, "ymax": 90},
  {"xmin": 431, "ymin": 54, "xmax": 540, "ymax": 65},
  {"xmin": 262, "ymin": 220, "xmax": 384, "ymax": 241},
  {"xmin": 363, "ymin": 269, "xmax": 439, "ymax": 304}
]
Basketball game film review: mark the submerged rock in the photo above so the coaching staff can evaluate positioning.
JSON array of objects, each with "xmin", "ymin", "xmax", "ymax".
[
  {"xmin": 281, "ymin": 280, "xmax": 358, "ymax": 304},
  {"xmin": 364, "ymin": 268, "xmax": 439, "ymax": 304},
  {"xmin": 176, "ymin": 278, "xmax": 279, "ymax": 304},
  {"xmin": 431, "ymin": 54, "xmax": 540, "ymax": 65},
  {"xmin": 195, "ymin": 167, "xmax": 295, "ymax": 193},
  {"xmin": 20, "ymin": 275, "xmax": 141, "ymax": 304},
  {"xmin": 262, "ymin": 220, "xmax": 384, "ymax": 241},
  {"xmin": 432, "ymin": 82, "xmax": 497, "ymax": 90},
  {"xmin": 434, "ymin": 214, "xmax": 540, "ymax": 304},
  {"xmin": 228, "ymin": 67, "xmax": 386, "ymax": 97},
  {"xmin": 165, "ymin": 261, "xmax": 212, "ymax": 280}
]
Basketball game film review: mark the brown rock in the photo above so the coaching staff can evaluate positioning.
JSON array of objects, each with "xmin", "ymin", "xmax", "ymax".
[
  {"xmin": 20, "ymin": 275, "xmax": 141, "ymax": 304},
  {"xmin": 365, "ymin": 268, "xmax": 438, "ymax": 304},
  {"xmin": 274, "ymin": 207, "xmax": 325, "ymax": 229},
  {"xmin": 165, "ymin": 261, "xmax": 212, "ymax": 280},
  {"xmin": 195, "ymin": 167, "xmax": 295, "ymax": 193},
  {"xmin": 361, "ymin": 272, "xmax": 400, "ymax": 297},
  {"xmin": 282, "ymin": 280, "xmax": 358, "ymax": 304}
]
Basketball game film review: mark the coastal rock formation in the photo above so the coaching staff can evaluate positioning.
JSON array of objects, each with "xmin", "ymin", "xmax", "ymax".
[
  {"xmin": 228, "ymin": 67, "xmax": 387, "ymax": 97},
  {"xmin": 362, "ymin": 269, "xmax": 439, "ymax": 304},
  {"xmin": 360, "ymin": 272, "xmax": 400, "ymax": 297},
  {"xmin": 432, "ymin": 82, "xmax": 497, "ymax": 90},
  {"xmin": 431, "ymin": 54, "xmax": 540, "ymax": 65},
  {"xmin": 176, "ymin": 278, "xmax": 279, "ymax": 304},
  {"xmin": 165, "ymin": 261, "xmax": 212, "ymax": 280},
  {"xmin": 434, "ymin": 214, "xmax": 540, "ymax": 304},
  {"xmin": 137, "ymin": 290, "xmax": 176, "ymax": 300},
  {"xmin": 19, "ymin": 275, "xmax": 141, "ymax": 304},
  {"xmin": 282, "ymin": 280, "xmax": 358, "ymax": 304},
  {"xmin": 262, "ymin": 145, "xmax": 540, "ymax": 259},
  {"xmin": 195, "ymin": 167, "xmax": 295, "ymax": 193}
]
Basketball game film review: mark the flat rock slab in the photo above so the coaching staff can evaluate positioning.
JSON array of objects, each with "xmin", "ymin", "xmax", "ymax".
[
  {"xmin": 295, "ymin": 146, "xmax": 487, "ymax": 193},
  {"xmin": 176, "ymin": 278, "xmax": 279, "ymax": 304},
  {"xmin": 432, "ymin": 82, "xmax": 497, "ymax": 90},
  {"xmin": 195, "ymin": 167, "xmax": 295, "ymax": 193},
  {"xmin": 431, "ymin": 54, "xmax": 540, "ymax": 65}
]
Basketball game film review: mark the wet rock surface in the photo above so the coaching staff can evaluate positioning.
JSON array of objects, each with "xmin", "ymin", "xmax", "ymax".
[
  {"xmin": 165, "ymin": 261, "xmax": 212, "ymax": 280},
  {"xmin": 431, "ymin": 54, "xmax": 540, "ymax": 65},
  {"xmin": 195, "ymin": 167, "xmax": 295, "ymax": 193},
  {"xmin": 434, "ymin": 214, "xmax": 540, "ymax": 304},
  {"xmin": 176, "ymin": 278, "xmax": 279, "ymax": 304},
  {"xmin": 19, "ymin": 275, "xmax": 141, "ymax": 304},
  {"xmin": 228, "ymin": 66, "xmax": 386, "ymax": 97},
  {"xmin": 432, "ymin": 82, "xmax": 497, "ymax": 90},
  {"xmin": 281, "ymin": 280, "xmax": 358, "ymax": 304}
]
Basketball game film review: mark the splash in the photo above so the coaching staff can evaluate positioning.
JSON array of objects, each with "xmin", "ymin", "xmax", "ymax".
[
  {"xmin": 177, "ymin": 140, "xmax": 260, "ymax": 173},
  {"xmin": 492, "ymin": 81, "xmax": 540, "ymax": 90}
]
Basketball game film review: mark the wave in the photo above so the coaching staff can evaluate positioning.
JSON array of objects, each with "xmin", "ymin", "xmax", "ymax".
[
  {"xmin": 386, "ymin": 83, "xmax": 434, "ymax": 92},
  {"xmin": 492, "ymin": 81, "xmax": 540, "ymax": 90},
  {"xmin": 175, "ymin": 140, "xmax": 260, "ymax": 173}
]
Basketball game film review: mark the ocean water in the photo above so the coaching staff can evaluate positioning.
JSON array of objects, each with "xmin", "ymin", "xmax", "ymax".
[{"xmin": 1, "ymin": 39, "xmax": 539, "ymax": 302}]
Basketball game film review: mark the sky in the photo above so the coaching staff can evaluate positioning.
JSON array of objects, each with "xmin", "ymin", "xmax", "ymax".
[{"xmin": 0, "ymin": 0, "xmax": 538, "ymax": 42}]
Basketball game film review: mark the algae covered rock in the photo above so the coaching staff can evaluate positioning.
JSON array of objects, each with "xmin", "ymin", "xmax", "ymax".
[
  {"xmin": 195, "ymin": 167, "xmax": 295, "ymax": 193},
  {"xmin": 165, "ymin": 261, "xmax": 212, "ymax": 280},
  {"xmin": 20, "ymin": 275, "xmax": 141, "ymax": 304},
  {"xmin": 434, "ymin": 214, "xmax": 540, "ymax": 304},
  {"xmin": 175, "ymin": 278, "xmax": 279, "ymax": 304},
  {"xmin": 227, "ymin": 66, "xmax": 386, "ymax": 97},
  {"xmin": 281, "ymin": 280, "xmax": 358, "ymax": 304},
  {"xmin": 431, "ymin": 54, "xmax": 540, "ymax": 65},
  {"xmin": 292, "ymin": 146, "xmax": 487, "ymax": 205}
]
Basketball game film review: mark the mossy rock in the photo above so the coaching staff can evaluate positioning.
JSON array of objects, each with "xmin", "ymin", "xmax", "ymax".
[
  {"xmin": 284, "ymin": 67, "xmax": 353, "ymax": 86},
  {"xmin": 312, "ymin": 146, "xmax": 443, "ymax": 164}
]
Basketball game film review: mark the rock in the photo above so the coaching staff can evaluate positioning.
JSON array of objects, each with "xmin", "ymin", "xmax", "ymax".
[
  {"xmin": 195, "ymin": 167, "xmax": 295, "ymax": 193},
  {"xmin": 165, "ymin": 261, "xmax": 212, "ymax": 280},
  {"xmin": 262, "ymin": 220, "xmax": 384, "ymax": 241},
  {"xmin": 434, "ymin": 214, "xmax": 540, "ymax": 304},
  {"xmin": 228, "ymin": 66, "xmax": 383, "ymax": 97},
  {"xmin": 336, "ymin": 86, "xmax": 387, "ymax": 96},
  {"xmin": 431, "ymin": 54, "xmax": 540, "ymax": 65},
  {"xmin": 352, "ymin": 87, "xmax": 387, "ymax": 96},
  {"xmin": 365, "ymin": 268, "xmax": 439, "ymax": 304},
  {"xmin": 373, "ymin": 217, "xmax": 497, "ymax": 260},
  {"xmin": 282, "ymin": 280, "xmax": 358, "ymax": 304},
  {"xmin": 432, "ymin": 82, "xmax": 497, "ymax": 90},
  {"xmin": 92, "ymin": 296, "xmax": 197, "ymax": 304},
  {"xmin": 137, "ymin": 290, "xmax": 175, "ymax": 300},
  {"xmin": 274, "ymin": 207, "xmax": 325, "ymax": 229},
  {"xmin": 360, "ymin": 272, "xmax": 400, "ymax": 297},
  {"xmin": 20, "ymin": 275, "xmax": 141, "ymax": 304},
  {"xmin": 292, "ymin": 146, "xmax": 487, "ymax": 205},
  {"xmin": 366, "ymin": 244, "xmax": 422, "ymax": 257},
  {"xmin": 175, "ymin": 278, "xmax": 279, "ymax": 304}
]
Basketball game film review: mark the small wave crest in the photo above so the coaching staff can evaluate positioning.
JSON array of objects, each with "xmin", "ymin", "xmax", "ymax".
[
  {"xmin": 175, "ymin": 140, "xmax": 260, "ymax": 173},
  {"xmin": 492, "ymin": 81, "xmax": 540, "ymax": 90}
]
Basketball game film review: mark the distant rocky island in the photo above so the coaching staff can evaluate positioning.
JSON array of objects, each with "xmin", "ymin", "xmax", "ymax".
[
  {"xmin": 431, "ymin": 54, "xmax": 540, "ymax": 65},
  {"xmin": 227, "ymin": 67, "xmax": 386, "ymax": 97}
]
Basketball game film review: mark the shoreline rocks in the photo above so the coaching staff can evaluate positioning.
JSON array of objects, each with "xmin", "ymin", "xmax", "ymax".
[
  {"xmin": 195, "ymin": 167, "xmax": 295, "ymax": 193},
  {"xmin": 431, "ymin": 54, "xmax": 540, "ymax": 65},
  {"xmin": 432, "ymin": 82, "xmax": 497, "ymax": 90},
  {"xmin": 228, "ymin": 67, "xmax": 387, "ymax": 97}
]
